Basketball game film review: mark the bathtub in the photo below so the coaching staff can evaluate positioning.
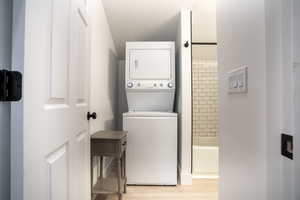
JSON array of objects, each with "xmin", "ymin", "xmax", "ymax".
[{"xmin": 192, "ymin": 146, "xmax": 219, "ymax": 179}]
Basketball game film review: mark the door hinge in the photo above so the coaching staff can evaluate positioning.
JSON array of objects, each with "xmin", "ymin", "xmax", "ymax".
[{"xmin": 0, "ymin": 70, "xmax": 22, "ymax": 102}]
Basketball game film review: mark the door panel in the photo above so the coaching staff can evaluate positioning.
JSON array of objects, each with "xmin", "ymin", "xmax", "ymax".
[
  {"xmin": 74, "ymin": 130, "xmax": 89, "ymax": 200},
  {"xmin": 72, "ymin": 6, "xmax": 89, "ymax": 105},
  {"xmin": 49, "ymin": 0, "xmax": 70, "ymax": 102},
  {"xmin": 46, "ymin": 145, "xmax": 69, "ymax": 200}
]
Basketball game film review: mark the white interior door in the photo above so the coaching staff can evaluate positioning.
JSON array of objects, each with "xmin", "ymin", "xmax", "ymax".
[{"xmin": 11, "ymin": 0, "xmax": 91, "ymax": 200}]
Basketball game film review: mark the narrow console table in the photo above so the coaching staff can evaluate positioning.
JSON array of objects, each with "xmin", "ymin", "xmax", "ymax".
[{"xmin": 91, "ymin": 131, "xmax": 127, "ymax": 200}]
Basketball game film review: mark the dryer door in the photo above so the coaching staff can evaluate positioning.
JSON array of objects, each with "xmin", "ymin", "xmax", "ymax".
[{"xmin": 129, "ymin": 49, "xmax": 171, "ymax": 80}]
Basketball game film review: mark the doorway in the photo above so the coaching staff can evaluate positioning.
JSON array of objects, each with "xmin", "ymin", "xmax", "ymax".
[{"xmin": 191, "ymin": 0, "xmax": 219, "ymax": 179}]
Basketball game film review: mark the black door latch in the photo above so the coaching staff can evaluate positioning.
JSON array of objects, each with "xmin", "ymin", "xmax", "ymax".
[
  {"xmin": 0, "ymin": 70, "xmax": 22, "ymax": 102},
  {"xmin": 184, "ymin": 41, "xmax": 189, "ymax": 48},
  {"xmin": 87, "ymin": 112, "xmax": 97, "ymax": 121}
]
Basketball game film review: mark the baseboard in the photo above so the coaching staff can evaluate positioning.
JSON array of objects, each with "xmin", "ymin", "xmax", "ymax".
[
  {"xmin": 192, "ymin": 175, "xmax": 219, "ymax": 179},
  {"xmin": 178, "ymin": 166, "xmax": 193, "ymax": 185}
]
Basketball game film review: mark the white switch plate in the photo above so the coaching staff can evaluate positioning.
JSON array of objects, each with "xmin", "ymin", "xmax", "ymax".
[{"xmin": 228, "ymin": 66, "xmax": 248, "ymax": 94}]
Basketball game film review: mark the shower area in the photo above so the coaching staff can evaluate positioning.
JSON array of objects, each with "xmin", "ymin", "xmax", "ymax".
[{"xmin": 191, "ymin": 0, "xmax": 219, "ymax": 178}]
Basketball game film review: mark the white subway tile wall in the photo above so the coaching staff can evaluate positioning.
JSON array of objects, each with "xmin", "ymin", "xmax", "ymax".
[{"xmin": 192, "ymin": 59, "xmax": 219, "ymax": 146}]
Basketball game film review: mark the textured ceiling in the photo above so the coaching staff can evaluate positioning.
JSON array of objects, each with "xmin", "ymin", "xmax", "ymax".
[{"xmin": 101, "ymin": 0, "xmax": 197, "ymax": 59}]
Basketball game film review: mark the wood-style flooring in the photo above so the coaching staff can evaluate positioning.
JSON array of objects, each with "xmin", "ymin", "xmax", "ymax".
[
  {"xmin": 93, "ymin": 160, "xmax": 218, "ymax": 200},
  {"xmin": 94, "ymin": 176, "xmax": 218, "ymax": 200}
]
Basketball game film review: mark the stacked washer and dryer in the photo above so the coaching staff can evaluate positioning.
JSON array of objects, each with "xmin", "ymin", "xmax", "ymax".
[{"xmin": 123, "ymin": 42, "xmax": 178, "ymax": 185}]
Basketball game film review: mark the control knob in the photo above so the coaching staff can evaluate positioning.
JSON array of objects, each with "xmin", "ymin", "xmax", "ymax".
[
  {"xmin": 168, "ymin": 83, "xmax": 173, "ymax": 88},
  {"xmin": 127, "ymin": 82, "xmax": 133, "ymax": 88}
]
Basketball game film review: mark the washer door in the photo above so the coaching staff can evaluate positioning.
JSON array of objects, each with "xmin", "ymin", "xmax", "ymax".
[{"xmin": 123, "ymin": 116, "xmax": 177, "ymax": 185}]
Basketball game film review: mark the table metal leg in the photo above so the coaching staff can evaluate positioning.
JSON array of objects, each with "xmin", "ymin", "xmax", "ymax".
[
  {"xmin": 117, "ymin": 158, "xmax": 122, "ymax": 200},
  {"xmin": 124, "ymin": 151, "xmax": 127, "ymax": 193},
  {"xmin": 100, "ymin": 156, "xmax": 104, "ymax": 179},
  {"xmin": 121, "ymin": 154, "xmax": 124, "ymax": 178},
  {"xmin": 91, "ymin": 155, "xmax": 94, "ymax": 198}
]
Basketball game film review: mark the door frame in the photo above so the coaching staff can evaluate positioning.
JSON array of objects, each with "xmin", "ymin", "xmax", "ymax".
[
  {"xmin": 11, "ymin": 0, "xmax": 25, "ymax": 199},
  {"xmin": 176, "ymin": 9, "xmax": 192, "ymax": 185}
]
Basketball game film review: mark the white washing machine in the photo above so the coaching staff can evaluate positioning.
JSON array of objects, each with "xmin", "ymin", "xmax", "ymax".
[
  {"xmin": 123, "ymin": 42, "xmax": 177, "ymax": 185},
  {"xmin": 123, "ymin": 112, "xmax": 177, "ymax": 185}
]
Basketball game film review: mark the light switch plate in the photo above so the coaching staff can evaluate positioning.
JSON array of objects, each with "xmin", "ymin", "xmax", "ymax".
[{"xmin": 228, "ymin": 66, "xmax": 248, "ymax": 94}]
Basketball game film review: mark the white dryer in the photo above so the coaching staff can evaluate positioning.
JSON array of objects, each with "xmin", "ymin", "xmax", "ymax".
[
  {"xmin": 123, "ymin": 112, "xmax": 177, "ymax": 185},
  {"xmin": 125, "ymin": 42, "xmax": 176, "ymax": 112},
  {"xmin": 123, "ymin": 42, "xmax": 177, "ymax": 185}
]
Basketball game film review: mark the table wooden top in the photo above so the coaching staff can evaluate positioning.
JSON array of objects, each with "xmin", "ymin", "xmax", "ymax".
[{"xmin": 91, "ymin": 130, "xmax": 127, "ymax": 140}]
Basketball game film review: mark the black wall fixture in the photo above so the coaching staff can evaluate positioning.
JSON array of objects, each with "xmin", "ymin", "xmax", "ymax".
[
  {"xmin": 0, "ymin": 70, "xmax": 22, "ymax": 101},
  {"xmin": 281, "ymin": 133, "xmax": 293, "ymax": 160},
  {"xmin": 184, "ymin": 41, "xmax": 190, "ymax": 48}
]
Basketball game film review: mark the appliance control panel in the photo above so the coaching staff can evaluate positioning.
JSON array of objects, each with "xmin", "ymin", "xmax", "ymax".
[{"xmin": 126, "ymin": 81, "xmax": 175, "ymax": 89}]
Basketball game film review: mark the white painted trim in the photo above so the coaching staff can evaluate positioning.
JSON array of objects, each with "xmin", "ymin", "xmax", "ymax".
[
  {"xmin": 192, "ymin": 175, "xmax": 219, "ymax": 179},
  {"xmin": 193, "ymin": 146, "xmax": 219, "ymax": 150},
  {"xmin": 176, "ymin": 9, "xmax": 192, "ymax": 186},
  {"xmin": 178, "ymin": 166, "xmax": 192, "ymax": 185},
  {"xmin": 180, "ymin": 172, "xmax": 193, "ymax": 185},
  {"xmin": 11, "ymin": 0, "xmax": 25, "ymax": 199}
]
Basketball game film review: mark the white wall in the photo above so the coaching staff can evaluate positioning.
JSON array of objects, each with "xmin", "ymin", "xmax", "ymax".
[
  {"xmin": 294, "ymin": 65, "xmax": 300, "ymax": 200},
  {"xmin": 265, "ymin": 0, "xmax": 284, "ymax": 199},
  {"xmin": 0, "ymin": 0, "xmax": 12, "ymax": 199},
  {"xmin": 192, "ymin": 45, "xmax": 217, "ymax": 61},
  {"xmin": 192, "ymin": 0, "xmax": 217, "ymax": 61},
  {"xmin": 192, "ymin": 0, "xmax": 216, "ymax": 43},
  {"xmin": 294, "ymin": 0, "xmax": 300, "ymax": 64},
  {"xmin": 278, "ymin": 1, "xmax": 294, "ymax": 199},
  {"xmin": 116, "ymin": 60, "xmax": 127, "ymax": 130},
  {"xmin": 294, "ymin": 1, "xmax": 300, "ymax": 199},
  {"xmin": 266, "ymin": 0, "xmax": 298, "ymax": 199},
  {"xmin": 88, "ymin": 0, "xmax": 119, "ymax": 184},
  {"xmin": 217, "ymin": 1, "xmax": 267, "ymax": 200},
  {"xmin": 88, "ymin": 0, "xmax": 118, "ymax": 133},
  {"xmin": 218, "ymin": 0, "xmax": 299, "ymax": 200}
]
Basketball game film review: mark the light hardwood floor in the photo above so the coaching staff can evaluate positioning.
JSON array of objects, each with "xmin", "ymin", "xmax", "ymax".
[
  {"xmin": 95, "ymin": 179, "xmax": 218, "ymax": 200},
  {"xmin": 94, "ymin": 161, "xmax": 218, "ymax": 200}
]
